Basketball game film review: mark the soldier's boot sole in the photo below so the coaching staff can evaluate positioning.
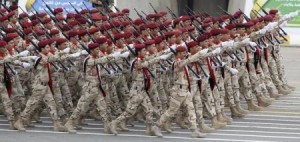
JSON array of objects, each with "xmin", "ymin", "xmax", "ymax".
[
  {"xmin": 191, "ymin": 130, "xmax": 206, "ymax": 138},
  {"xmin": 230, "ymin": 107, "xmax": 245, "ymax": 118},
  {"xmin": 110, "ymin": 120, "xmax": 119, "ymax": 135},
  {"xmin": 13, "ymin": 119, "xmax": 26, "ymax": 132},
  {"xmin": 199, "ymin": 122, "xmax": 215, "ymax": 133},
  {"xmin": 151, "ymin": 126, "xmax": 163, "ymax": 138},
  {"xmin": 247, "ymin": 100, "xmax": 262, "ymax": 111},
  {"xmin": 64, "ymin": 121, "xmax": 77, "ymax": 134},
  {"xmin": 119, "ymin": 121, "xmax": 129, "ymax": 131}
]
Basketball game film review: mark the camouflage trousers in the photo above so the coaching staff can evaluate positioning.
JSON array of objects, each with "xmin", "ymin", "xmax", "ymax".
[
  {"xmin": 157, "ymin": 73, "xmax": 169, "ymax": 111},
  {"xmin": 69, "ymin": 81, "xmax": 110, "ymax": 123},
  {"xmin": 223, "ymin": 69, "xmax": 236, "ymax": 107},
  {"xmin": 0, "ymin": 83, "xmax": 14, "ymax": 121},
  {"xmin": 200, "ymin": 79, "xmax": 217, "ymax": 117},
  {"xmin": 21, "ymin": 84, "xmax": 58, "ymax": 121},
  {"xmin": 104, "ymin": 80, "xmax": 123, "ymax": 117},
  {"xmin": 237, "ymin": 63, "xmax": 253, "ymax": 100},
  {"xmin": 213, "ymin": 68, "xmax": 226, "ymax": 113},
  {"xmin": 114, "ymin": 81, "xmax": 155, "ymax": 125},
  {"xmin": 267, "ymin": 53, "xmax": 283, "ymax": 88},
  {"xmin": 10, "ymin": 76, "xmax": 26, "ymax": 117},
  {"xmin": 65, "ymin": 71, "xmax": 84, "ymax": 106},
  {"xmin": 148, "ymin": 80, "xmax": 163, "ymax": 117},
  {"xmin": 191, "ymin": 82, "xmax": 205, "ymax": 123},
  {"xmin": 248, "ymin": 60, "xmax": 264, "ymax": 99},
  {"xmin": 157, "ymin": 84, "xmax": 197, "ymax": 130},
  {"xmin": 115, "ymin": 74, "xmax": 130, "ymax": 108},
  {"xmin": 260, "ymin": 57, "xmax": 279, "ymax": 95},
  {"xmin": 274, "ymin": 50, "xmax": 288, "ymax": 86}
]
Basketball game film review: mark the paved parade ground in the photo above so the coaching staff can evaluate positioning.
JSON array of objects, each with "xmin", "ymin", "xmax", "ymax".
[{"xmin": 0, "ymin": 47, "xmax": 299, "ymax": 142}]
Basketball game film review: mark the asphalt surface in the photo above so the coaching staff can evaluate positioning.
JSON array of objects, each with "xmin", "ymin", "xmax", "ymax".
[{"xmin": 0, "ymin": 47, "xmax": 300, "ymax": 142}]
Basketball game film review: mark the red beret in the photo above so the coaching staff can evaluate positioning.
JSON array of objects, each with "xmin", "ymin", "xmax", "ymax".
[
  {"xmin": 176, "ymin": 46, "xmax": 186, "ymax": 52},
  {"xmin": 133, "ymin": 18, "xmax": 143, "ymax": 26},
  {"xmin": 153, "ymin": 13, "xmax": 163, "ymax": 19},
  {"xmin": 88, "ymin": 43, "xmax": 99, "ymax": 50},
  {"xmin": 0, "ymin": 8, "xmax": 7, "ymax": 13},
  {"xmin": 269, "ymin": 9, "xmax": 278, "ymax": 15},
  {"xmin": 122, "ymin": 9, "xmax": 130, "ymax": 13},
  {"xmin": 89, "ymin": 27, "xmax": 99, "ymax": 34},
  {"xmin": 132, "ymin": 30, "xmax": 140, "ymax": 37},
  {"xmin": 9, "ymin": 5, "xmax": 18, "ymax": 11},
  {"xmin": 21, "ymin": 22, "xmax": 32, "ymax": 28},
  {"xmin": 62, "ymin": 25, "xmax": 71, "ymax": 31},
  {"xmin": 100, "ymin": 23, "xmax": 112, "ymax": 31},
  {"xmin": 117, "ymin": 12, "xmax": 124, "ymax": 17},
  {"xmin": 174, "ymin": 30, "xmax": 182, "ymax": 37},
  {"xmin": 92, "ymin": 14, "xmax": 102, "ymax": 21},
  {"xmin": 23, "ymin": 29, "xmax": 32, "ymax": 35},
  {"xmin": 47, "ymin": 39, "xmax": 55, "ymax": 45},
  {"xmin": 244, "ymin": 22, "xmax": 254, "ymax": 28},
  {"xmin": 96, "ymin": 37, "xmax": 107, "ymax": 44},
  {"xmin": 56, "ymin": 38, "xmax": 67, "ymax": 46},
  {"xmin": 114, "ymin": 33, "xmax": 124, "ymax": 40},
  {"xmin": 31, "ymin": 20, "xmax": 39, "ymax": 26},
  {"xmin": 42, "ymin": 18, "xmax": 52, "ymax": 24},
  {"xmin": 107, "ymin": 39, "xmax": 112, "ymax": 46},
  {"xmin": 139, "ymin": 24, "xmax": 147, "ymax": 31},
  {"xmin": 0, "ymin": 16, "xmax": 8, "ymax": 22},
  {"xmin": 147, "ymin": 22, "xmax": 158, "ymax": 29},
  {"xmin": 264, "ymin": 15, "xmax": 274, "ymax": 22},
  {"xmin": 233, "ymin": 11, "xmax": 242, "ymax": 19},
  {"xmin": 67, "ymin": 13, "xmax": 75, "ymax": 19},
  {"xmin": 250, "ymin": 18, "xmax": 259, "ymax": 24},
  {"xmin": 50, "ymin": 29, "xmax": 60, "ymax": 36},
  {"xmin": 145, "ymin": 40, "xmax": 155, "ymax": 46},
  {"xmin": 56, "ymin": 15, "xmax": 65, "ymax": 21},
  {"xmin": 197, "ymin": 34, "xmax": 209, "ymax": 42},
  {"xmin": 187, "ymin": 41, "xmax": 198, "ymax": 49},
  {"xmin": 38, "ymin": 40, "xmax": 49, "ymax": 49},
  {"xmin": 220, "ymin": 29, "xmax": 229, "ymax": 34},
  {"xmin": 220, "ymin": 15, "xmax": 229, "ymax": 21},
  {"xmin": 0, "ymin": 40, "xmax": 7, "ymax": 47},
  {"xmin": 225, "ymin": 23, "xmax": 236, "ymax": 30},
  {"xmin": 210, "ymin": 29, "xmax": 221, "ymax": 36},
  {"xmin": 68, "ymin": 21, "xmax": 78, "ymax": 28},
  {"xmin": 154, "ymin": 36, "xmax": 163, "ymax": 44},
  {"xmin": 77, "ymin": 18, "xmax": 87, "ymax": 24},
  {"xmin": 258, "ymin": 17, "xmax": 264, "ymax": 22},
  {"xmin": 30, "ymin": 14, "xmax": 37, "ymax": 20},
  {"xmin": 80, "ymin": 9, "xmax": 89, "ymax": 15},
  {"xmin": 54, "ymin": 8, "xmax": 63, "ymax": 15},
  {"xmin": 122, "ymin": 21, "xmax": 131, "ymax": 27},
  {"xmin": 203, "ymin": 17, "xmax": 213, "ymax": 24},
  {"xmin": 146, "ymin": 14, "xmax": 155, "ymax": 20},
  {"xmin": 38, "ymin": 12, "xmax": 47, "ymax": 18},
  {"xmin": 35, "ymin": 30, "xmax": 45, "ymax": 36},
  {"xmin": 68, "ymin": 30, "xmax": 78, "ymax": 37},
  {"xmin": 77, "ymin": 30, "xmax": 88, "ymax": 37},
  {"xmin": 112, "ymin": 20, "xmax": 121, "ymax": 28},
  {"xmin": 109, "ymin": 12, "xmax": 118, "ymax": 18},
  {"xmin": 172, "ymin": 18, "xmax": 181, "ymax": 25},
  {"xmin": 19, "ymin": 13, "xmax": 29, "ymax": 18},
  {"xmin": 4, "ymin": 33, "xmax": 18, "ymax": 42},
  {"xmin": 90, "ymin": 9, "xmax": 99, "ymax": 14},
  {"xmin": 134, "ymin": 43, "xmax": 145, "ymax": 51},
  {"xmin": 7, "ymin": 11, "xmax": 15, "ymax": 18},
  {"xmin": 5, "ymin": 28, "xmax": 16, "ymax": 33},
  {"xmin": 181, "ymin": 16, "xmax": 191, "ymax": 22},
  {"xmin": 164, "ymin": 31, "xmax": 175, "ymax": 38},
  {"xmin": 123, "ymin": 32, "xmax": 132, "ymax": 39},
  {"xmin": 159, "ymin": 11, "xmax": 167, "ymax": 16},
  {"xmin": 163, "ymin": 21, "xmax": 172, "ymax": 27}
]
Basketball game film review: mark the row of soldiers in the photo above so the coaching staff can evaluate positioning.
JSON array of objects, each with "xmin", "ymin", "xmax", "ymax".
[{"xmin": 0, "ymin": 4, "xmax": 297, "ymax": 138}]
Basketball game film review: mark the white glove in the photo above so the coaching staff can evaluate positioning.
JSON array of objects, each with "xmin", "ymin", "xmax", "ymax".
[
  {"xmin": 159, "ymin": 54, "xmax": 170, "ymax": 60},
  {"xmin": 111, "ymin": 51, "xmax": 121, "ymax": 58},
  {"xmin": 242, "ymin": 38, "xmax": 251, "ymax": 44},
  {"xmin": 70, "ymin": 52, "xmax": 81, "ymax": 58},
  {"xmin": 199, "ymin": 48, "xmax": 208, "ymax": 56},
  {"xmin": 81, "ymin": 50, "xmax": 89, "ymax": 55},
  {"xmin": 22, "ymin": 62, "xmax": 31, "ymax": 68},
  {"xmin": 221, "ymin": 41, "xmax": 234, "ymax": 47},
  {"xmin": 258, "ymin": 29, "xmax": 267, "ymax": 35},
  {"xmin": 13, "ymin": 60, "xmax": 21, "ymax": 65},
  {"xmin": 121, "ymin": 51, "xmax": 130, "ymax": 58},
  {"xmin": 192, "ymin": 77, "xmax": 202, "ymax": 81},
  {"xmin": 18, "ymin": 50, "xmax": 29, "ymax": 57},
  {"xmin": 109, "ymin": 70, "xmax": 114, "ymax": 75},
  {"xmin": 229, "ymin": 68, "xmax": 238, "ymax": 75},
  {"xmin": 170, "ymin": 45, "xmax": 176, "ymax": 51},
  {"xmin": 221, "ymin": 62, "xmax": 226, "ymax": 67},
  {"xmin": 27, "ymin": 56, "xmax": 39, "ymax": 60},
  {"xmin": 212, "ymin": 47, "xmax": 221, "ymax": 55},
  {"xmin": 63, "ymin": 48, "xmax": 70, "ymax": 54},
  {"xmin": 249, "ymin": 42, "xmax": 257, "ymax": 47}
]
